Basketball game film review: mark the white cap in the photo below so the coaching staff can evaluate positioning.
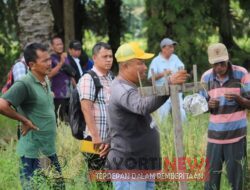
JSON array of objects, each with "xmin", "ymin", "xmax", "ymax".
[{"xmin": 160, "ymin": 38, "xmax": 177, "ymax": 48}]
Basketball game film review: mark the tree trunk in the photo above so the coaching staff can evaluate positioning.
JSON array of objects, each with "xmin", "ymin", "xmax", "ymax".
[
  {"xmin": 74, "ymin": 0, "xmax": 85, "ymax": 41},
  {"xmin": 210, "ymin": 0, "xmax": 240, "ymax": 51},
  {"xmin": 218, "ymin": 0, "xmax": 235, "ymax": 49},
  {"xmin": 63, "ymin": 0, "xmax": 75, "ymax": 49},
  {"xmin": 17, "ymin": 0, "xmax": 54, "ymax": 49},
  {"xmin": 50, "ymin": 0, "xmax": 64, "ymax": 39},
  {"xmin": 104, "ymin": 0, "xmax": 122, "ymax": 73}
]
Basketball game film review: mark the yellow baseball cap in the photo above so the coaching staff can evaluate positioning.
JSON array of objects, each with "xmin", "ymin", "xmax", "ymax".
[
  {"xmin": 115, "ymin": 42, "xmax": 154, "ymax": 62},
  {"xmin": 207, "ymin": 43, "xmax": 229, "ymax": 64}
]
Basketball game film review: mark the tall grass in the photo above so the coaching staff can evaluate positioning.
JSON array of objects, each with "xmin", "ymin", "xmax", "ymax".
[{"xmin": 0, "ymin": 114, "xmax": 249, "ymax": 189}]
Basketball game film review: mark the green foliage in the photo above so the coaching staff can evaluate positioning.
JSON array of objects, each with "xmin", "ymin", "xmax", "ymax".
[
  {"xmin": 0, "ymin": 0, "xmax": 20, "ymax": 88},
  {"xmin": 122, "ymin": 0, "xmax": 146, "ymax": 38},
  {"xmin": 145, "ymin": 0, "xmax": 250, "ymax": 75},
  {"xmin": 1, "ymin": 114, "xmax": 250, "ymax": 189},
  {"xmin": 0, "ymin": 139, "xmax": 21, "ymax": 190},
  {"xmin": 0, "ymin": 114, "xmax": 17, "ymax": 139},
  {"xmin": 83, "ymin": 0, "xmax": 107, "ymax": 37},
  {"xmin": 146, "ymin": 0, "xmax": 213, "ymax": 76}
]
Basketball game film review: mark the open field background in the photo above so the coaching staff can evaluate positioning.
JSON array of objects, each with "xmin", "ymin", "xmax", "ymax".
[{"xmin": 0, "ymin": 114, "xmax": 249, "ymax": 190}]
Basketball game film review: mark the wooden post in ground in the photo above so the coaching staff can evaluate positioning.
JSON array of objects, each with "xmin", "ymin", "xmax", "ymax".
[
  {"xmin": 138, "ymin": 65, "xmax": 207, "ymax": 190},
  {"xmin": 170, "ymin": 85, "xmax": 188, "ymax": 190}
]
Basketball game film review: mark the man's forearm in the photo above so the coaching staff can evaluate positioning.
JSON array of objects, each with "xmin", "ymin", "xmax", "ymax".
[
  {"xmin": 81, "ymin": 100, "xmax": 100, "ymax": 140},
  {"xmin": 0, "ymin": 99, "xmax": 29, "ymax": 123},
  {"xmin": 48, "ymin": 62, "xmax": 63, "ymax": 78},
  {"xmin": 149, "ymin": 72, "xmax": 164, "ymax": 81},
  {"xmin": 236, "ymin": 97, "xmax": 250, "ymax": 109}
]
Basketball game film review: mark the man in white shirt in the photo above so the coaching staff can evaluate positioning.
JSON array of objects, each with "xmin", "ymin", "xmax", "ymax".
[{"xmin": 148, "ymin": 38, "xmax": 187, "ymax": 122}]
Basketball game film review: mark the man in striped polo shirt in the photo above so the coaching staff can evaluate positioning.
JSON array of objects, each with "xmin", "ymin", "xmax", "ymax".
[{"xmin": 201, "ymin": 43, "xmax": 250, "ymax": 190}]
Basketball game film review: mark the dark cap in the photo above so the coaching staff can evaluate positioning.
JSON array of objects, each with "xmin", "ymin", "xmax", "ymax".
[{"xmin": 69, "ymin": 40, "xmax": 82, "ymax": 50}]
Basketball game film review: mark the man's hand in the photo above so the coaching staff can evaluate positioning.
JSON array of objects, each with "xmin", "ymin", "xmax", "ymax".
[
  {"xmin": 92, "ymin": 134, "xmax": 102, "ymax": 151},
  {"xmin": 59, "ymin": 52, "xmax": 67, "ymax": 66},
  {"xmin": 224, "ymin": 93, "xmax": 250, "ymax": 108},
  {"xmin": 208, "ymin": 98, "xmax": 219, "ymax": 109},
  {"xmin": 170, "ymin": 70, "xmax": 189, "ymax": 84},
  {"xmin": 224, "ymin": 93, "xmax": 241, "ymax": 102},
  {"xmin": 61, "ymin": 52, "xmax": 67, "ymax": 60},
  {"xmin": 21, "ymin": 120, "xmax": 39, "ymax": 136},
  {"xmin": 161, "ymin": 70, "xmax": 172, "ymax": 77},
  {"xmin": 152, "ymin": 70, "xmax": 172, "ymax": 80},
  {"xmin": 99, "ymin": 143, "xmax": 110, "ymax": 158}
]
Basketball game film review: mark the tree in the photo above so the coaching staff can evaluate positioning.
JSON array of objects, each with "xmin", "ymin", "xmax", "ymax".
[
  {"xmin": 209, "ymin": 0, "xmax": 239, "ymax": 49},
  {"xmin": 0, "ymin": 0, "xmax": 20, "ymax": 87},
  {"xmin": 50, "ymin": 0, "xmax": 85, "ymax": 45},
  {"xmin": 145, "ymin": 0, "xmax": 250, "ymax": 74},
  {"xmin": 63, "ymin": 0, "xmax": 75, "ymax": 49},
  {"xmin": 104, "ymin": 0, "xmax": 123, "ymax": 72},
  {"xmin": 145, "ymin": 0, "xmax": 213, "ymax": 75},
  {"xmin": 17, "ymin": 0, "xmax": 54, "ymax": 48},
  {"xmin": 208, "ymin": 0, "xmax": 250, "ymax": 63},
  {"xmin": 50, "ymin": 0, "xmax": 64, "ymax": 39}
]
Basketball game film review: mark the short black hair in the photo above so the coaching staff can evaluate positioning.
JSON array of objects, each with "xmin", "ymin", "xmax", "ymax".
[
  {"xmin": 92, "ymin": 42, "xmax": 111, "ymax": 55},
  {"xmin": 50, "ymin": 35, "xmax": 63, "ymax": 44},
  {"xmin": 23, "ymin": 43, "xmax": 47, "ymax": 65}
]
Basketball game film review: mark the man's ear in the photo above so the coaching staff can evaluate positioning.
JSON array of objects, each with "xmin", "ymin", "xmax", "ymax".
[
  {"xmin": 92, "ymin": 54, "xmax": 97, "ymax": 62},
  {"xmin": 28, "ymin": 61, "xmax": 35, "ymax": 69}
]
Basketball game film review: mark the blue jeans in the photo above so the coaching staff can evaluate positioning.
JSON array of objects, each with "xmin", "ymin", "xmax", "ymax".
[
  {"xmin": 158, "ymin": 93, "xmax": 186, "ymax": 122},
  {"xmin": 113, "ymin": 181, "xmax": 155, "ymax": 190},
  {"xmin": 20, "ymin": 154, "xmax": 65, "ymax": 190}
]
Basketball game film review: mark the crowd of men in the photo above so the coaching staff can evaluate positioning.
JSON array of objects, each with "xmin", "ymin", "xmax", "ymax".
[{"xmin": 0, "ymin": 36, "xmax": 249, "ymax": 190}]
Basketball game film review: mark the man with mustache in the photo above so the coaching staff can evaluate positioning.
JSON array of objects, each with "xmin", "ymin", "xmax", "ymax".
[
  {"xmin": 49, "ymin": 36, "xmax": 75, "ymax": 123},
  {"xmin": 201, "ymin": 43, "xmax": 250, "ymax": 190},
  {"xmin": 148, "ymin": 38, "xmax": 187, "ymax": 122},
  {"xmin": 77, "ymin": 42, "xmax": 113, "ymax": 170},
  {"xmin": 106, "ymin": 42, "xmax": 188, "ymax": 190},
  {"xmin": 0, "ymin": 43, "xmax": 64, "ymax": 189}
]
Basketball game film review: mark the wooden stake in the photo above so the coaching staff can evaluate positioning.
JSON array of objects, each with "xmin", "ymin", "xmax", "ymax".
[
  {"xmin": 193, "ymin": 64, "xmax": 198, "ymax": 92},
  {"xmin": 151, "ymin": 69, "xmax": 157, "ymax": 95},
  {"xmin": 137, "ymin": 71, "xmax": 144, "ymax": 96},
  {"xmin": 170, "ymin": 85, "xmax": 188, "ymax": 190}
]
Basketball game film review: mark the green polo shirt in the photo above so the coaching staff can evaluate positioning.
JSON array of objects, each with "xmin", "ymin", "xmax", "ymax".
[{"xmin": 2, "ymin": 72, "xmax": 56, "ymax": 158}]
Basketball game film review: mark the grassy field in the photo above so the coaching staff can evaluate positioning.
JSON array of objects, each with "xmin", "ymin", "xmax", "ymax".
[{"xmin": 0, "ymin": 114, "xmax": 249, "ymax": 189}]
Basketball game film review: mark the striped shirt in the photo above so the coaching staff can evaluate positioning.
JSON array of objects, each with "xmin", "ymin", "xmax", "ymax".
[
  {"xmin": 201, "ymin": 64, "xmax": 250, "ymax": 144},
  {"xmin": 77, "ymin": 67, "xmax": 113, "ymax": 140}
]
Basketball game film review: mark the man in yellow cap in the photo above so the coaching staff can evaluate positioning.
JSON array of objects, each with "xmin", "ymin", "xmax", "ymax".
[
  {"xmin": 201, "ymin": 43, "xmax": 250, "ymax": 190},
  {"xmin": 105, "ymin": 42, "xmax": 188, "ymax": 190}
]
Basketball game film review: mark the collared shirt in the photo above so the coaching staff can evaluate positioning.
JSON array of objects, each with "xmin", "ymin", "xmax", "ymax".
[
  {"xmin": 2, "ymin": 71, "xmax": 56, "ymax": 158},
  {"xmin": 77, "ymin": 66, "xmax": 113, "ymax": 140},
  {"xmin": 51, "ymin": 53, "xmax": 73, "ymax": 98},
  {"xmin": 73, "ymin": 57, "xmax": 83, "ymax": 76},
  {"xmin": 12, "ymin": 60, "xmax": 27, "ymax": 82},
  {"xmin": 106, "ymin": 77, "xmax": 168, "ymax": 170},
  {"xmin": 201, "ymin": 64, "xmax": 250, "ymax": 144},
  {"xmin": 148, "ymin": 53, "xmax": 184, "ymax": 86}
]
